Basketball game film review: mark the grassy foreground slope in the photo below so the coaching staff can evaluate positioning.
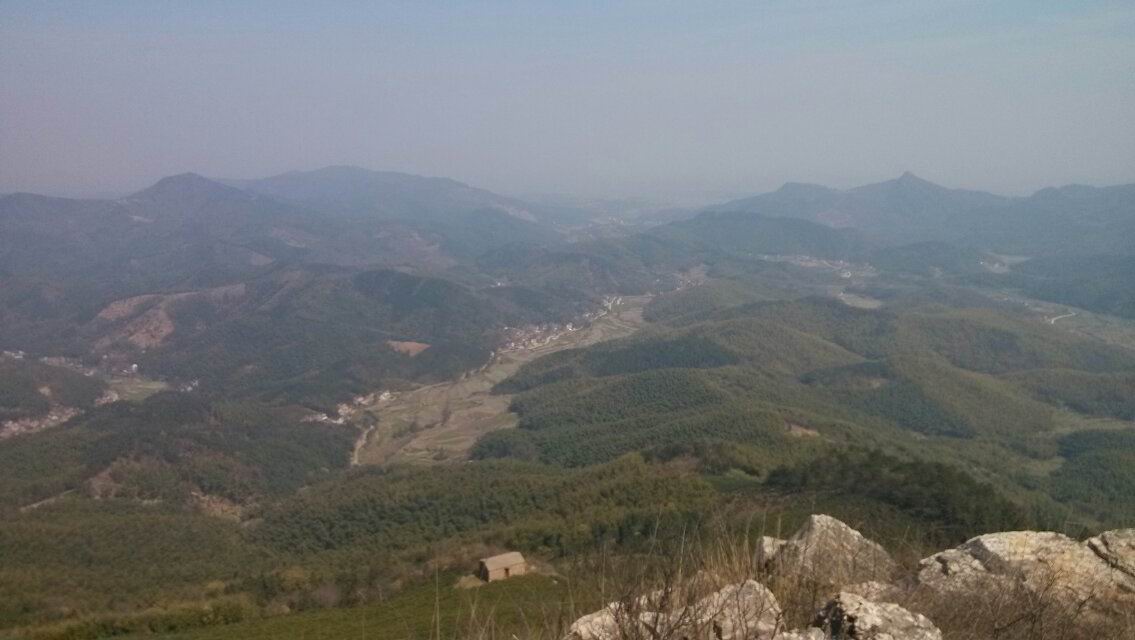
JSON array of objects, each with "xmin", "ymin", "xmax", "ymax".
[
  {"xmin": 160, "ymin": 574, "xmax": 579, "ymax": 640},
  {"xmin": 0, "ymin": 456, "xmax": 710, "ymax": 636}
]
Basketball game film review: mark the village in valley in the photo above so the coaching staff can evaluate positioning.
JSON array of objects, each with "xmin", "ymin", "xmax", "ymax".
[
  {"xmin": 499, "ymin": 295, "xmax": 622, "ymax": 353},
  {"xmin": 342, "ymin": 294, "xmax": 651, "ymax": 468},
  {"xmin": 0, "ymin": 349, "xmax": 167, "ymax": 440}
]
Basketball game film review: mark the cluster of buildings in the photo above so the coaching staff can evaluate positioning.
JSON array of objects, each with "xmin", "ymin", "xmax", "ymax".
[
  {"xmin": 498, "ymin": 295, "xmax": 623, "ymax": 354},
  {"xmin": 1, "ymin": 406, "xmax": 81, "ymax": 441},
  {"xmin": 498, "ymin": 322, "xmax": 577, "ymax": 353},
  {"xmin": 304, "ymin": 390, "xmax": 396, "ymax": 425}
]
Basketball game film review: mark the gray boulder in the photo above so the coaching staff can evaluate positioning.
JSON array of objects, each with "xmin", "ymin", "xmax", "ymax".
[
  {"xmin": 812, "ymin": 592, "xmax": 942, "ymax": 640},
  {"xmin": 564, "ymin": 593, "xmax": 666, "ymax": 640},
  {"xmin": 758, "ymin": 535, "xmax": 788, "ymax": 565},
  {"xmin": 767, "ymin": 515, "xmax": 896, "ymax": 591},
  {"xmin": 776, "ymin": 630, "xmax": 825, "ymax": 640},
  {"xmin": 840, "ymin": 581, "xmax": 902, "ymax": 603},
  {"xmin": 563, "ymin": 602, "xmax": 625, "ymax": 640},
  {"xmin": 564, "ymin": 580, "xmax": 782, "ymax": 640},
  {"xmin": 917, "ymin": 529, "xmax": 1135, "ymax": 623},
  {"xmin": 773, "ymin": 593, "xmax": 941, "ymax": 640},
  {"xmin": 677, "ymin": 579, "xmax": 782, "ymax": 640},
  {"xmin": 1086, "ymin": 528, "xmax": 1135, "ymax": 580}
]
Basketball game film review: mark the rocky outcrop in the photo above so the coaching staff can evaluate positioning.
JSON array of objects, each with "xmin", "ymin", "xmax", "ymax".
[
  {"xmin": 1086, "ymin": 528, "xmax": 1135, "ymax": 580},
  {"xmin": 765, "ymin": 515, "xmax": 896, "ymax": 591},
  {"xmin": 769, "ymin": 591, "xmax": 942, "ymax": 640},
  {"xmin": 563, "ymin": 578, "xmax": 940, "ymax": 640},
  {"xmin": 758, "ymin": 535, "xmax": 787, "ymax": 565},
  {"xmin": 565, "ymin": 517, "xmax": 1134, "ymax": 639},
  {"xmin": 809, "ymin": 592, "xmax": 942, "ymax": 640},
  {"xmin": 840, "ymin": 580, "xmax": 902, "ymax": 603},
  {"xmin": 771, "ymin": 592, "xmax": 943, "ymax": 640},
  {"xmin": 563, "ymin": 602, "xmax": 625, "ymax": 640},
  {"xmin": 918, "ymin": 529, "xmax": 1135, "ymax": 622},
  {"xmin": 564, "ymin": 580, "xmax": 782, "ymax": 640},
  {"xmin": 776, "ymin": 630, "xmax": 825, "ymax": 640},
  {"xmin": 564, "ymin": 592, "xmax": 667, "ymax": 640},
  {"xmin": 681, "ymin": 579, "xmax": 782, "ymax": 640}
]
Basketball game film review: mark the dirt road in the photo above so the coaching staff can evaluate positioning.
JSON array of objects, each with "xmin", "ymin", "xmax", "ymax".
[{"xmin": 354, "ymin": 296, "xmax": 650, "ymax": 466}]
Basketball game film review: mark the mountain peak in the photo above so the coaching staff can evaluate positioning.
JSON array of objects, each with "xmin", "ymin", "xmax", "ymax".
[
  {"xmin": 894, "ymin": 171, "xmax": 935, "ymax": 187},
  {"xmin": 849, "ymin": 171, "xmax": 947, "ymax": 196},
  {"xmin": 148, "ymin": 172, "xmax": 214, "ymax": 188},
  {"xmin": 132, "ymin": 172, "xmax": 249, "ymax": 202}
]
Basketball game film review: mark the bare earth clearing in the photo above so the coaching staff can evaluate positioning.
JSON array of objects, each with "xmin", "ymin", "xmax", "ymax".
[
  {"xmin": 386, "ymin": 340, "xmax": 431, "ymax": 356},
  {"xmin": 108, "ymin": 376, "xmax": 170, "ymax": 402},
  {"xmin": 355, "ymin": 296, "xmax": 650, "ymax": 466},
  {"xmin": 835, "ymin": 290, "xmax": 883, "ymax": 309}
]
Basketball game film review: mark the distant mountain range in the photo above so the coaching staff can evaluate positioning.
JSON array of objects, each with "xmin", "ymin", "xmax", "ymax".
[
  {"xmin": 0, "ymin": 168, "xmax": 568, "ymax": 281},
  {"xmin": 4, "ymin": 165, "xmax": 1135, "ymax": 638},
  {"xmin": 223, "ymin": 165, "xmax": 543, "ymax": 222},
  {"xmin": 3, "ymin": 166, "xmax": 1133, "ymax": 404},
  {"xmin": 0, "ymin": 169, "xmax": 592, "ymax": 404},
  {"xmin": 710, "ymin": 172, "xmax": 1135, "ymax": 253}
]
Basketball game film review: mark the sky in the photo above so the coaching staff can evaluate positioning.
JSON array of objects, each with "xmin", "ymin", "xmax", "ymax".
[{"xmin": 2, "ymin": 1, "xmax": 1134, "ymax": 202}]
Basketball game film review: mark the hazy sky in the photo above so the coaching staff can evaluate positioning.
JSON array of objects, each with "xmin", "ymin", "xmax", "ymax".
[{"xmin": 2, "ymin": 1, "xmax": 1134, "ymax": 201}]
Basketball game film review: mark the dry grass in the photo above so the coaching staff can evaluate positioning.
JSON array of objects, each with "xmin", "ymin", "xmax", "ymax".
[{"xmin": 453, "ymin": 514, "xmax": 1134, "ymax": 640}]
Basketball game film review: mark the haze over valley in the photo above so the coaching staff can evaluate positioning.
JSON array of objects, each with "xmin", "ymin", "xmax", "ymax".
[{"xmin": 2, "ymin": 3, "xmax": 1134, "ymax": 639}]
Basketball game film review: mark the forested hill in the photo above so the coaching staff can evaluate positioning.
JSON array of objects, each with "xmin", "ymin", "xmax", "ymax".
[
  {"xmin": 0, "ymin": 169, "xmax": 595, "ymax": 407},
  {"xmin": 0, "ymin": 169, "xmax": 866, "ymax": 409},
  {"xmin": 224, "ymin": 166, "xmax": 543, "ymax": 223},
  {"xmin": 483, "ymin": 294, "xmax": 1135, "ymax": 476},
  {"xmin": 3, "ymin": 168, "xmax": 1135, "ymax": 640}
]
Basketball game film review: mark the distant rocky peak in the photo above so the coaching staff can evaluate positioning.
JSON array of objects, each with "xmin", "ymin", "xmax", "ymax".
[{"xmin": 885, "ymin": 171, "xmax": 941, "ymax": 191}]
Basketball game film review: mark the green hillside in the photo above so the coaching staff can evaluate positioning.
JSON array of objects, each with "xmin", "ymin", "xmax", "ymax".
[
  {"xmin": 2, "ymin": 170, "xmax": 1134, "ymax": 640},
  {"xmin": 0, "ymin": 359, "xmax": 106, "ymax": 422},
  {"xmin": 974, "ymin": 254, "xmax": 1135, "ymax": 320},
  {"xmin": 0, "ymin": 456, "xmax": 708, "ymax": 636},
  {"xmin": 0, "ymin": 393, "xmax": 354, "ymax": 510},
  {"xmin": 482, "ymin": 294, "xmax": 1135, "ymax": 507}
]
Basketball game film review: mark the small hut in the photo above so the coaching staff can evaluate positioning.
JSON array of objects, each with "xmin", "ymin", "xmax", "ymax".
[{"xmin": 478, "ymin": 551, "xmax": 527, "ymax": 582}]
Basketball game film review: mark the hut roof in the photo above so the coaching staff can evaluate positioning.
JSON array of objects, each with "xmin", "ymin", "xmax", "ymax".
[{"xmin": 480, "ymin": 551, "xmax": 526, "ymax": 571}]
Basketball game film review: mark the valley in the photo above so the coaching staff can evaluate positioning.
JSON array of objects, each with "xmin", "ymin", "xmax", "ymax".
[
  {"xmin": 5, "ymin": 5, "xmax": 1134, "ymax": 637},
  {"xmin": 2, "ymin": 166, "xmax": 1134, "ymax": 640},
  {"xmin": 354, "ymin": 295, "xmax": 651, "ymax": 465}
]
